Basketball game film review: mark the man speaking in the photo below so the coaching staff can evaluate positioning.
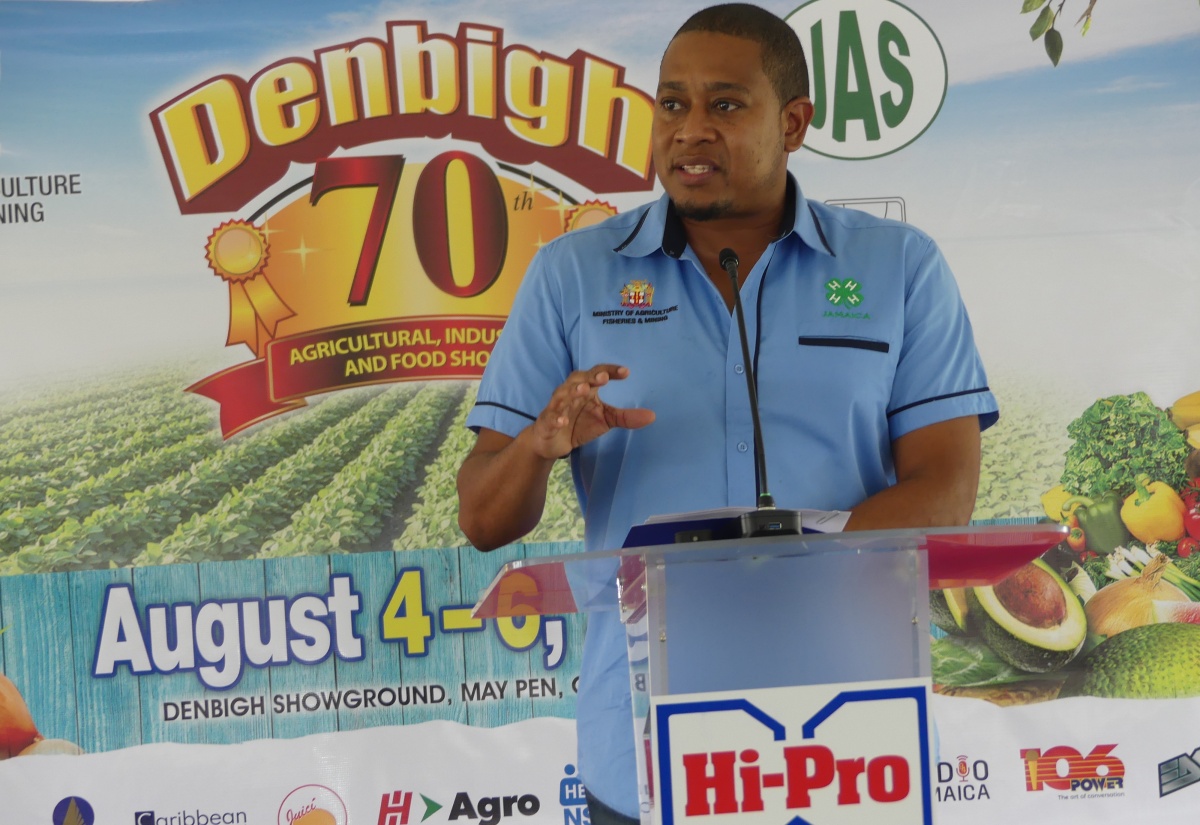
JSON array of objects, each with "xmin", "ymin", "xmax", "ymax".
[{"xmin": 457, "ymin": 4, "xmax": 997, "ymax": 824}]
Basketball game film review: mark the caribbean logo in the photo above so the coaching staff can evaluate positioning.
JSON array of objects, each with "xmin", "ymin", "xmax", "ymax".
[{"xmin": 151, "ymin": 21, "xmax": 644, "ymax": 436}]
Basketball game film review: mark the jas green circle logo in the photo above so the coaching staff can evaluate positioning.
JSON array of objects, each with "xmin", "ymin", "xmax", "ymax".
[{"xmin": 787, "ymin": 0, "xmax": 948, "ymax": 160}]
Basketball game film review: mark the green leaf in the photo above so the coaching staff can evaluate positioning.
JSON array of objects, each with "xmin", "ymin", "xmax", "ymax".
[
  {"xmin": 932, "ymin": 635, "xmax": 1029, "ymax": 686},
  {"xmin": 1081, "ymin": 17, "xmax": 1091, "ymax": 36},
  {"xmin": 1030, "ymin": 5, "xmax": 1054, "ymax": 39},
  {"xmin": 1045, "ymin": 27, "xmax": 1064, "ymax": 66},
  {"xmin": 1021, "ymin": 0, "xmax": 1049, "ymax": 12}
]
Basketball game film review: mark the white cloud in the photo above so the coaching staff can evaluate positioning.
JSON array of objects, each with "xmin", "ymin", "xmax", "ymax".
[{"xmin": 1089, "ymin": 76, "xmax": 1171, "ymax": 94}]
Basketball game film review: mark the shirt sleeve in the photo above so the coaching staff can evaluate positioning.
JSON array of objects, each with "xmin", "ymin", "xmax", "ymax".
[
  {"xmin": 887, "ymin": 237, "xmax": 999, "ymax": 441},
  {"xmin": 466, "ymin": 244, "xmax": 574, "ymax": 438}
]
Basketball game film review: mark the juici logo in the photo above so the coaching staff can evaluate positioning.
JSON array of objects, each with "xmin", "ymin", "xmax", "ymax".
[{"xmin": 786, "ymin": 0, "xmax": 947, "ymax": 159}]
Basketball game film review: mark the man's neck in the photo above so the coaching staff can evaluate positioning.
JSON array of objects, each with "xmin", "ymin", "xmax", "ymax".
[{"xmin": 683, "ymin": 204, "xmax": 787, "ymax": 311}]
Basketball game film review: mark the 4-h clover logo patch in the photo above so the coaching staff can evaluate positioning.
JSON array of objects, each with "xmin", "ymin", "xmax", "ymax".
[{"xmin": 825, "ymin": 278, "xmax": 863, "ymax": 307}]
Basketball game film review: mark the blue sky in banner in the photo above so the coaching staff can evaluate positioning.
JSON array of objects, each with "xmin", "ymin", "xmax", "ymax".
[{"xmin": 0, "ymin": 0, "xmax": 1197, "ymax": 393}]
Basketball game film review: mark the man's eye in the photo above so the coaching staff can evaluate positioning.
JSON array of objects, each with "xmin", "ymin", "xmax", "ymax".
[
  {"xmin": 660, "ymin": 99, "xmax": 682, "ymax": 112},
  {"xmin": 714, "ymin": 100, "xmax": 740, "ymax": 112}
]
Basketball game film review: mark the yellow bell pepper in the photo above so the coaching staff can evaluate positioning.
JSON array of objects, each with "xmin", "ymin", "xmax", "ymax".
[
  {"xmin": 1120, "ymin": 475, "xmax": 1186, "ymax": 544},
  {"xmin": 1041, "ymin": 485, "xmax": 1076, "ymax": 523}
]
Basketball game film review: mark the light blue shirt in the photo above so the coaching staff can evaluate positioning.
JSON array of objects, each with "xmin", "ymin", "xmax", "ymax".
[{"xmin": 467, "ymin": 175, "xmax": 997, "ymax": 817}]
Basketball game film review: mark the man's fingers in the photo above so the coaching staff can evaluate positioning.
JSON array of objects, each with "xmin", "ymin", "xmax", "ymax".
[
  {"xmin": 531, "ymin": 364, "xmax": 641, "ymax": 456},
  {"xmin": 607, "ymin": 406, "xmax": 656, "ymax": 430},
  {"xmin": 583, "ymin": 363, "xmax": 630, "ymax": 385}
]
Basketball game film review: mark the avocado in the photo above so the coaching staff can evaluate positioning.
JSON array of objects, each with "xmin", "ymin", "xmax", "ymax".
[
  {"xmin": 968, "ymin": 558, "xmax": 1086, "ymax": 672},
  {"xmin": 930, "ymin": 588, "xmax": 971, "ymax": 634},
  {"xmin": 1059, "ymin": 622, "xmax": 1200, "ymax": 698}
]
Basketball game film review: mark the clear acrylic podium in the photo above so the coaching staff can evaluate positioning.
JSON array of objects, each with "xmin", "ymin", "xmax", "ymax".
[{"xmin": 473, "ymin": 524, "xmax": 1065, "ymax": 825}]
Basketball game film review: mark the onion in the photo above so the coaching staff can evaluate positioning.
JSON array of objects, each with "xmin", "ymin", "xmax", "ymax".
[
  {"xmin": 18, "ymin": 738, "xmax": 83, "ymax": 756},
  {"xmin": 1085, "ymin": 554, "xmax": 1190, "ymax": 637}
]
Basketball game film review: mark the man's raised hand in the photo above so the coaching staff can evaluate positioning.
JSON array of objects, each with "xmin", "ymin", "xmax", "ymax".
[{"xmin": 529, "ymin": 364, "xmax": 655, "ymax": 459}]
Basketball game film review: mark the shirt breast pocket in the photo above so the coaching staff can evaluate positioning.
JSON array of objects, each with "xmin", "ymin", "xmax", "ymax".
[
  {"xmin": 797, "ymin": 335, "xmax": 890, "ymax": 354},
  {"xmin": 772, "ymin": 334, "xmax": 896, "ymax": 417}
]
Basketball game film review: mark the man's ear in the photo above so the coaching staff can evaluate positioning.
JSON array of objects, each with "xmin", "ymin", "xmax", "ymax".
[{"xmin": 782, "ymin": 96, "xmax": 814, "ymax": 153}]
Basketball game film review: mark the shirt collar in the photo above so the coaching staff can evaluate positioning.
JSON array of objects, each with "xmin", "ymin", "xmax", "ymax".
[{"xmin": 613, "ymin": 172, "xmax": 835, "ymax": 259}]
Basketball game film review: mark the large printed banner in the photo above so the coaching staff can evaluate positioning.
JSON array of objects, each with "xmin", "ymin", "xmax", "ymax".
[{"xmin": 2, "ymin": 0, "xmax": 1200, "ymax": 823}]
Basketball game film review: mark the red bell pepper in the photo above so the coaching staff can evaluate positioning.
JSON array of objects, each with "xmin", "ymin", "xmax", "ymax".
[{"xmin": 1183, "ymin": 480, "xmax": 1200, "ymax": 540}]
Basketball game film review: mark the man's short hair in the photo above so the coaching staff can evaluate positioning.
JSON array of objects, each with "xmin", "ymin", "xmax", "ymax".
[{"xmin": 673, "ymin": 3, "xmax": 810, "ymax": 104}]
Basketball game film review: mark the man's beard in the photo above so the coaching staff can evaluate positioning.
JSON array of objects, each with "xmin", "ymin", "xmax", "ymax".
[{"xmin": 673, "ymin": 199, "xmax": 733, "ymax": 222}]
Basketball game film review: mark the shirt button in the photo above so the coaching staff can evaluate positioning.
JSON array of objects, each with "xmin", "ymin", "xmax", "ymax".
[
  {"xmin": 734, "ymin": 364, "xmax": 744, "ymax": 374},
  {"xmin": 737, "ymin": 442, "xmax": 749, "ymax": 452}
]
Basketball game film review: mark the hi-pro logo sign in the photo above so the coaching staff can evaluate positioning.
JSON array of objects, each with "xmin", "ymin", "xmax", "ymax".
[
  {"xmin": 653, "ymin": 679, "xmax": 932, "ymax": 825},
  {"xmin": 786, "ymin": 0, "xmax": 947, "ymax": 159}
]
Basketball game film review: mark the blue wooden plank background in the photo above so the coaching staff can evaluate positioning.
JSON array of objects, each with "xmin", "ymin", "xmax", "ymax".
[
  {"xmin": 0, "ymin": 542, "xmax": 586, "ymax": 754},
  {"xmin": 198, "ymin": 559, "xmax": 274, "ymax": 743},
  {"xmin": 398, "ymin": 546, "xmax": 470, "ymax": 725},
  {"xmin": 1, "ymin": 572, "xmax": 77, "ymax": 749},
  {"xmin": 264, "ymin": 553, "xmax": 340, "ymax": 739},
  {"xmin": 329, "ymin": 550, "xmax": 407, "ymax": 731},
  {"xmin": 132, "ymin": 562, "xmax": 203, "ymax": 744},
  {"xmin": 69, "ymin": 567, "xmax": 141, "ymax": 754}
]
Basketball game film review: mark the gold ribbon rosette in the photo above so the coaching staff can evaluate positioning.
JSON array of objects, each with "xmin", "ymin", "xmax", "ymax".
[{"xmin": 205, "ymin": 220, "xmax": 295, "ymax": 356}]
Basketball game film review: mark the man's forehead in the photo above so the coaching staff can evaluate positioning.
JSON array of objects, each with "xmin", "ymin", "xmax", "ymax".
[
  {"xmin": 657, "ymin": 32, "xmax": 764, "ymax": 86},
  {"xmin": 656, "ymin": 79, "xmax": 752, "ymax": 94}
]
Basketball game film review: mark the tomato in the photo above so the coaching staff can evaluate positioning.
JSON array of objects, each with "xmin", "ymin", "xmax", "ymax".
[
  {"xmin": 1067, "ymin": 526, "xmax": 1087, "ymax": 554},
  {"xmin": 1178, "ymin": 537, "xmax": 1200, "ymax": 559}
]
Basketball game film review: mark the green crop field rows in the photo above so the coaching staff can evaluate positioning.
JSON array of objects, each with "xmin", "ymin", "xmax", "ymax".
[
  {"xmin": 0, "ymin": 368, "xmax": 584, "ymax": 577},
  {"xmin": 2, "ymin": 362, "xmax": 1072, "ymax": 578}
]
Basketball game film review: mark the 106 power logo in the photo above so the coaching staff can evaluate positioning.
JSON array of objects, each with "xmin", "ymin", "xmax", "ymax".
[
  {"xmin": 654, "ymin": 680, "xmax": 931, "ymax": 825},
  {"xmin": 1022, "ymin": 744, "xmax": 1125, "ymax": 797},
  {"xmin": 934, "ymin": 755, "xmax": 990, "ymax": 803}
]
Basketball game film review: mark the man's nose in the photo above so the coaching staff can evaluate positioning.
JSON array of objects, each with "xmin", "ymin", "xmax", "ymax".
[{"xmin": 676, "ymin": 105, "xmax": 716, "ymax": 142}]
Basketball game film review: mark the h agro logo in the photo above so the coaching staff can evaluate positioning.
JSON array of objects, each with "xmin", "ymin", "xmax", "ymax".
[
  {"xmin": 786, "ymin": 0, "xmax": 947, "ymax": 159},
  {"xmin": 377, "ymin": 790, "xmax": 445, "ymax": 825}
]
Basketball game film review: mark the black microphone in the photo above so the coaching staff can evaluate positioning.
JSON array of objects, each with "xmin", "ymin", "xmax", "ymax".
[{"xmin": 720, "ymin": 248, "xmax": 801, "ymax": 537}]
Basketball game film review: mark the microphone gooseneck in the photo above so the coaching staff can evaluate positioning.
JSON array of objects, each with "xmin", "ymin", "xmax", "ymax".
[{"xmin": 719, "ymin": 247, "xmax": 775, "ymax": 510}]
